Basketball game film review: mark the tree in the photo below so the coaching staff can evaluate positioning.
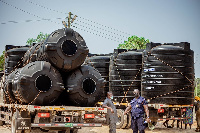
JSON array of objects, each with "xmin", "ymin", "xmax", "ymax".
[
  {"xmin": 195, "ymin": 78, "xmax": 200, "ymax": 97},
  {"xmin": 117, "ymin": 35, "xmax": 150, "ymax": 49},
  {"xmin": 0, "ymin": 32, "xmax": 49, "ymax": 71},
  {"xmin": 0, "ymin": 51, "xmax": 5, "ymax": 71},
  {"xmin": 26, "ymin": 32, "xmax": 49, "ymax": 45}
]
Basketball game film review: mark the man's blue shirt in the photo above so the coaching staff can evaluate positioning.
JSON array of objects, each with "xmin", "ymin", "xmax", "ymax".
[{"xmin": 130, "ymin": 96, "xmax": 148, "ymax": 119}]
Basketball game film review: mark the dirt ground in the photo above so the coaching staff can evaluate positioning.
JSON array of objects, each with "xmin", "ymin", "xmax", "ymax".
[
  {"xmin": 77, "ymin": 121, "xmax": 198, "ymax": 133},
  {"xmin": 0, "ymin": 121, "xmax": 198, "ymax": 133}
]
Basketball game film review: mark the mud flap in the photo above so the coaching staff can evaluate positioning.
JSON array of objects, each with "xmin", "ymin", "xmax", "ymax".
[
  {"xmin": 16, "ymin": 111, "xmax": 31, "ymax": 130},
  {"xmin": 16, "ymin": 118, "xmax": 31, "ymax": 130}
]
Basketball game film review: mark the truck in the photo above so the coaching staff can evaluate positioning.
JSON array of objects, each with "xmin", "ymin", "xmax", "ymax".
[
  {"xmin": 97, "ymin": 42, "xmax": 195, "ymax": 130},
  {"xmin": 0, "ymin": 88, "xmax": 107, "ymax": 133},
  {"xmin": 97, "ymin": 102, "xmax": 193, "ymax": 130},
  {"xmin": 0, "ymin": 28, "xmax": 108, "ymax": 133}
]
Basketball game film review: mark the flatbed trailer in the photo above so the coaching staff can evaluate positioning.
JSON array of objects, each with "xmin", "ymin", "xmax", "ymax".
[
  {"xmin": 97, "ymin": 101, "xmax": 194, "ymax": 130},
  {"xmin": 0, "ymin": 102, "xmax": 107, "ymax": 133},
  {"xmin": 148, "ymin": 103, "xmax": 194, "ymax": 129}
]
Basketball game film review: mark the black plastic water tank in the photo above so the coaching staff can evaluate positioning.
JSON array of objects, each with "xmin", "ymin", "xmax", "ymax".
[
  {"xmin": 35, "ymin": 28, "xmax": 89, "ymax": 71},
  {"xmin": 85, "ymin": 54, "xmax": 111, "ymax": 98},
  {"xmin": 141, "ymin": 42, "xmax": 194, "ymax": 105},
  {"xmin": 109, "ymin": 49, "xmax": 142, "ymax": 103},
  {"xmin": 23, "ymin": 41, "xmax": 44, "ymax": 65},
  {"xmin": 12, "ymin": 61, "xmax": 64, "ymax": 105},
  {"xmin": 3, "ymin": 69, "xmax": 21, "ymax": 103},
  {"xmin": 63, "ymin": 65, "xmax": 105, "ymax": 106},
  {"xmin": 5, "ymin": 46, "xmax": 29, "ymax": 75}
]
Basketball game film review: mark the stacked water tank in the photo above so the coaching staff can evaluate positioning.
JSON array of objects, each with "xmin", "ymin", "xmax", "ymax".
[
  {"xmin": 5, "ymin": 45, "xmax": 29, "ymax": 76},
  {"xmin": 109, "ymin": 49, "xmax": 143, "ymax": 103},
  {"xmin": 3, "ymin": 29, "xmax": 195, "ymax": 108},
  {"xmin": 142, "ymin": 42, "xmax": 194, "ymax": 105},
  {"xmin": 84, "ymin": 53, "xmax": 111, "ymax": 100},
  {"xmin": 3, "ymin": 28, "xmax": 105, "ymax": 106}
]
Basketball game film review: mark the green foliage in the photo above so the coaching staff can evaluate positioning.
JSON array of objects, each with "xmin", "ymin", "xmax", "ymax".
[
  {"xmin": 0, "ymin": 32, "xmax": 49, "ymax": 71},
  {"xmin": 195, "ymin": 78, "xmax": 200, "ymax": 97},
  {"xmin": 26, "ymin": 32, "xmax": 49, "ymax": 45},
  {"xmin": 0, "ymin": 51, "xmax": 5, "ymax": 71},
  {"xmin": 118, "ymin": 35, "xmax": 150, "ymax": 49}
]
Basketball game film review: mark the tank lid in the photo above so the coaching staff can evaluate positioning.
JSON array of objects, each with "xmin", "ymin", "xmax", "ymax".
[
  {"xmin": 5, "ymin": 45, "xmax": 29, "ymax": 51},
  {"xmin": 152, "ymin": 45, "xmax": 184, "ymax": 51},
  {"xmin": 119, "ymin": 50, "xmax": 142, "ymax": 56},
  {"xmin": 113, "ymin": 49, "xmax": 137, "ymax": 55},
  {"xmin": 114, "ymin": 49, "xmax": 128, "ymax": 54},
  {"xmin": 88, "ymin": 53, "xmax": 112, "ymax": 57},
  {"xmin": 146, "ymin": 42, "xmax": 190, "ymax": 51}
]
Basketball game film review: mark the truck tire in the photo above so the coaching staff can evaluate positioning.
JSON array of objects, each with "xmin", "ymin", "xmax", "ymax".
[
  {"xmin": 0, "ymin": 120, "xmax": 5, "ymax": 126},
  {"xmin": 64, "ymin": 65, "xmax": 105, "ymax": 106},
  {"xmin": 116, "ymin": 109, "xmax": 127, "ymax": 129},
  {"xmin": 23, "ymin": 130, "xmax": 30, "ymax": 133},
  {"xmin": 12, "ymin": 61, "xmax": 64, "ymax": 105},
  {"xmin": 57, "ymin": 129, "xmax": 77, "ymax": 133},
  {"xmin": 70, "ymin": 129, "xmax": 78, "ymax": 133},
  {"xmin": 125, "ymin": 112, "xmax": 132, "ymax": 129},
  {"xmin": 3, "ymin": 91, "xmax": 9, "ymax": 104},
  {"xmin": 30, "ymin": 128, "xmax": 42, "ymax": 133},
  {"xmin": 196, "ymin": 109, "xmax": 200, "ymax": 131}
]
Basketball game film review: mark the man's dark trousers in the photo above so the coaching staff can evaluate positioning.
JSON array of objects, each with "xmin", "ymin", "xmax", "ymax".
[{"xmin": 131, "ymin": 116, "xmax": 145, "ymax": 133}]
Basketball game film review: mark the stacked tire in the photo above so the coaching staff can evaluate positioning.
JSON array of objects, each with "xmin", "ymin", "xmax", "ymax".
[
  {"xmin": 109, "ymin": 49, "xmax": 142, "ymax": 103},
  {"xmin": 3, "ymin": 28, "xmax": 105, "ymax": 106}
]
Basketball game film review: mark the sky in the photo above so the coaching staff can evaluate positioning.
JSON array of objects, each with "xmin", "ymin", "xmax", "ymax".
[{"xmin": 0, "ymin": 0, "xmax": 199, "ymax": 77}]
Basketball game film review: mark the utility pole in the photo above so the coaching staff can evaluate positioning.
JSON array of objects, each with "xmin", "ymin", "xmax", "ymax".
[
  {"xmin": 68, "ymin": 12, "xmax": 72, "ymax": 28},
  {"xmin": 196, "ymin": 79, "xmax": 199, "ymax": 96},
  {"xmin": 62, "ymin": 12, "xmax": 77, "ymax": 28}
]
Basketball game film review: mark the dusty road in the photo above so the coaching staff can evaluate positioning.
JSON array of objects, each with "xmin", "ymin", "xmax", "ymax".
[
  {"xmin": 0, "ymin": 121, "xmax": 198, "ymax": 133},
  {"xmin": 78, "ymin": 121, "xmax": 198, "ymax": 133}
]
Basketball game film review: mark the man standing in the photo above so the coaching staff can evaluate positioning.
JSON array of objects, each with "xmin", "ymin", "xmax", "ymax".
[
  {"xmin": 124, "ymin": 89, "xmax": 150, "ymax": 133},
  {"xmin": 102, "ymin": 92, "xmax": 118, "ymax": 133},
  {"xmin": 194, "ymin": 96, "xmax": 200, "ymax": 132}
]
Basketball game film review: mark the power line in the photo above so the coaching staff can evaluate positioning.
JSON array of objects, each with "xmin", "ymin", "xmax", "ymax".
[
  {"xmin": 1, "ymin": 0, "xmax": 127, "ymax": 43},
  {"xmin": 78, "ymin": 16, "xmax": 132, "ymax": 36},
  {"xmin": 1, "ymin": 18, "xmax": 64, "ymax": 25},
  {"xmin": 72, "ymin": 23, "xmax": 125, "ymax": 43},
  {"xmin": 25, "ymin": 0, "xmax": 67, "ymax": 14},
  {"xmin": 24, "ymin": 0, "xmax": 132, "ymax": 37},
  {"xmin": 76, "ymin": 19, "xmax": 127, "ymax": 39},
  {"xmin": 0, "ymin": 0, "xmax": 61, "ymax": 25},
  {"xmin": 71, "ymin": 24, "xmax": 123, "ymax": 43},
  {"xmin": 73, "ymin": 22, "xmax": 125, "ymax": 41}
]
